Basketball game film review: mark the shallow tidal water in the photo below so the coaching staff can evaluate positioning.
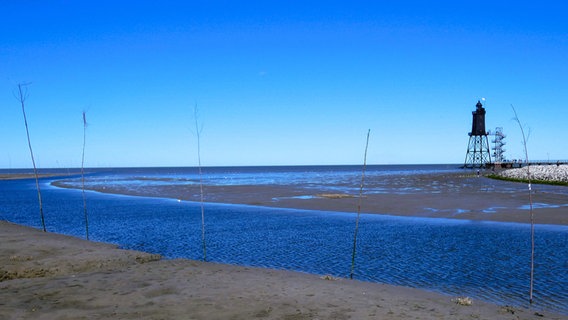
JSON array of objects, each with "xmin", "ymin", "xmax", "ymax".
[{"xmin": 1, "ymin": 166, "xmax": 567, "ymax": 315}]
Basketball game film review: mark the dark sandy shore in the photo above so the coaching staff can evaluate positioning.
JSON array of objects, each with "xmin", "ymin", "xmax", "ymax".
[
  {"xmin": 2, "ymin": 221, "xmax": 565, "ymax": 320},
  {"xmin": 0, "ymin": 173, "xmax": 78, "ymax": 180}
]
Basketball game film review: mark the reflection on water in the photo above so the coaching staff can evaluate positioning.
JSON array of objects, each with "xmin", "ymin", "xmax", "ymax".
[{"xmin": 1, "ymin": 166, "xmax": 567, "ymax": 315}]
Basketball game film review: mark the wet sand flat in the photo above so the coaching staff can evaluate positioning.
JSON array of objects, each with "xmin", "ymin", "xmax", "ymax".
[{"xmin": 52, "ymin": 171, "xmax": 568, "ymax": 225}]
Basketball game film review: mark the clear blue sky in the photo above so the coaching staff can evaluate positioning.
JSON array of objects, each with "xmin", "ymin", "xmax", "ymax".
[{"xmin": 2, "ymin": 1, "xmax": 567, "ymax": 168}]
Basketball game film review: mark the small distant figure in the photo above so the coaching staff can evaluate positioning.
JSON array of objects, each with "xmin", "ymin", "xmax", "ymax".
[
  {"xmin": 476, "ymin": 170, "xmax": 480, "ymax": 177},
  {"xmin": 557, "ymin": 160, "xmax": 561, "ymax": 167}
]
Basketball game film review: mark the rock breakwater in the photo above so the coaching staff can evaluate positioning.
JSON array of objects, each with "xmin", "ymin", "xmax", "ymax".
[{"xmin": 497, "ymin": 164, "xmax": 568, "ymax": 184}]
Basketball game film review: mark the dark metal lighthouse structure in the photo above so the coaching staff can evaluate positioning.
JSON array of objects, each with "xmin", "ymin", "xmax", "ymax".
[{"xmin": 464, "ymin": 100, "xmax": 492, "ymax": 168}]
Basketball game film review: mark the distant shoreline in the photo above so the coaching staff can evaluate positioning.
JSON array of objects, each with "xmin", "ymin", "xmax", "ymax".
[
  {"xmin": 0, "ymin": 172, "xmax": 79, "ymax": 180},
  {"xmin": 0, "ymin": 163, "xmax": 461, "ymax": 175}
]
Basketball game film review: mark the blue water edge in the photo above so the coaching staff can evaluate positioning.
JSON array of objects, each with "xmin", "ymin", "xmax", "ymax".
[{"xmin": 1, "ymin": 172, "xmax": 567, "ymax": 315}]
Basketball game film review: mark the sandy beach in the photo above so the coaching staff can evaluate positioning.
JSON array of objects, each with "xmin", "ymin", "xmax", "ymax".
[{"xmin": 2, "ymin": 220, "xmax": 565, "ymax": 320}]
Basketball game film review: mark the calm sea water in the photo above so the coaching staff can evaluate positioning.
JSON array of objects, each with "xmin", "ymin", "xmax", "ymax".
[{"xmin": 1, "ymin": 165, "xmax": 567, "ymax": 315}]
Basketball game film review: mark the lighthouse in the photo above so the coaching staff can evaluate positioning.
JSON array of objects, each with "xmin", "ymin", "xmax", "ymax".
[{"xmin": 463, "ymin": 101, "xmax": 492, "ymax": 168}]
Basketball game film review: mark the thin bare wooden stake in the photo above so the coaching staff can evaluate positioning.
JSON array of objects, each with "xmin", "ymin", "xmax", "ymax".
[
  {"xmin": 194, "ymin": 105, "xmax": 207, "ymax": 261},
  {"xmin": 511, "ymin": 104, "xmax": 535, "ymax": 305},
  {"xmin": 350, "ymin": 129, "xmax": 370, "ymax": 279},
  {"xmin": 81, "ymin": 111, "xmax": 89, "ymax": 240},
  {"xmin": 16, "ymin": 83, "xmax": 46, "ymax": 232}
]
